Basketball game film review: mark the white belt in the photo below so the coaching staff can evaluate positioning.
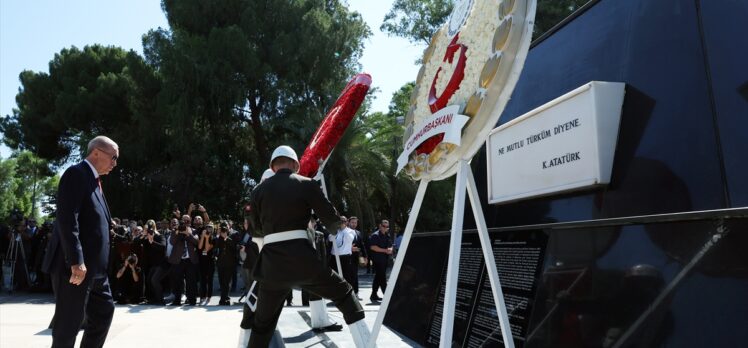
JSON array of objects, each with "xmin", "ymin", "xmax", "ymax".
[
  {"xmin": 252, "ymin": 236, "xmax": 265, "ymax": 252},
  {"xmin": 263, "ymin": 230, "xmax": 308, "ymax": 245}
]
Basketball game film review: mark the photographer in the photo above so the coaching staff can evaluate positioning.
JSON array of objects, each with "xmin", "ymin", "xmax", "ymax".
[
  {"xmin": 197, "ymin": 223, "xmax": 215, "ymax": 304},
  {"xmin": 168, "ymin": 215, "xmax": 199, "ymax": 306},
  {"xmin": 139, "ymin": 220, "xmax": 166, "ymax": 304},
  {"xmin": 110, "ymin": 218, "xmax": 129, "ymax": 241},
  {"xmin": 187, "ymin": 203, "xmax": 210, "ymax": 225},
  {"xmin": 115, "ymin": 254, "xmax": 143, "ymax": 304},
  {"xmin": 213, "ymin": 221, "xmax": 237, "ymax": 305}
]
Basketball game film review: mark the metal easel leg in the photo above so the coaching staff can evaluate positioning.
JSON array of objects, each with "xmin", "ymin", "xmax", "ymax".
[
  {"xmin": 439, "ymin": 160, "xmax": 469, "ymax": 348},
  {"xmin": 466, "ymin": 166, "xmax": 515, "ymax": 347},
  {"xmin": 367, "ymin": 179, "xmax": 430, "ymax": 348}
]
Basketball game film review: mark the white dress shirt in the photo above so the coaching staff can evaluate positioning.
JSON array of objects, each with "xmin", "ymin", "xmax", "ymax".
[{"xmin": 329, "ymin": 227, "xmax": 354, "ymax": 255}]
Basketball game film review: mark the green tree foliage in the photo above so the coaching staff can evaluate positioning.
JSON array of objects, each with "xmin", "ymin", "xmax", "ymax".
[
  {"xmin": 12, "ymin": 151, "xmax": 56, "ymax": 218},
  {"xmin": 0, "ymin": 45, "xmax": 168, "ymax": 219},
  {"xmin": 381, "ymin": 0, "xmax": 589, "ymax": 43},
  {"xmin": 0, "ymin": 152, "xmax": 58, "ymax": 222},
  {"xmin": 2, "ymin": 0, "xmax": 370, "ymax": 220},
  {"xmin": 140, "ymin": 0, "xmax": 369, "ymax": 218},
  {"xmin": 380, "ymin": 0, "xmax": 454, "ymax": 45},
  {"xmin": 0, "ymin": 156, "xmax": 19, "ymax": 220},
  {"xmin": 1, "ymin": 45, "xmax": 154, "ymax": 163},
  {"xmin": 39, "ymin": 175, "xmax": 60, "ymax": 218}
]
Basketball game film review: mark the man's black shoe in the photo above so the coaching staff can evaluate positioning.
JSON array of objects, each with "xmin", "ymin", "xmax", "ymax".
[
  {"xmin": 312, "ymin": 322, "xmax": 344, "ymax": 332},
  {"xmin": 369, "ymin": 296, "xmax": 382, "ymax": 302},
  {"xmin": 169, "ymin": 301, "xmax": 182, "ymax": 306}
]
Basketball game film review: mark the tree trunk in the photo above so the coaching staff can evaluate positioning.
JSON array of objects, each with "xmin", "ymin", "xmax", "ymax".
[{"xmin": 248, "ymin": 96, "xmax": 269, "ymax": 164}]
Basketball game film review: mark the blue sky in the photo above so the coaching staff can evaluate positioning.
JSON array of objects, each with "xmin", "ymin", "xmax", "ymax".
[{"xmin": 0, "ymin": 0, "xmax": 424, "ymax": 159}]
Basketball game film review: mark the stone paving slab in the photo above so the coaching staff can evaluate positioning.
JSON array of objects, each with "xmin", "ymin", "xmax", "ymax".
[{"xmin": 0, "ymin": 272, "xmax": 420, "ymax": 347}]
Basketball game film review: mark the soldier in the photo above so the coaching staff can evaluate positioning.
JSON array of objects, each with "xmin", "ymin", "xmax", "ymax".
[{"xmin": 247, "ymin": 146, "xmax": 372, "ymax": 347}]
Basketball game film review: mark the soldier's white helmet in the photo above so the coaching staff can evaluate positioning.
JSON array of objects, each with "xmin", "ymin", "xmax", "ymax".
[
  {"xmin": 260, "ymin": 168, "xmax": 275, "ymax": 182},
  {"xmin": 269, "ymin": 145, "xmax": 299, "ymax": 168}
]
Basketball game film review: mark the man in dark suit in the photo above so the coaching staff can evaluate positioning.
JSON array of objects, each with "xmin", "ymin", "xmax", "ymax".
[
  {"xmin": 348, "ymin": 216, "xmax": 366, "ymax": 297},
  {"xmin": 167, "ymin": 214, "xmax": 199, "ymax": 306},
  {"xmin": 42, "ymin": 135, "xmax": 119, "ymax": 348}
]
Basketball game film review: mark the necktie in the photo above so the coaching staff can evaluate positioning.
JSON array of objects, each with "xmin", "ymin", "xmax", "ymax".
[{"xmin": 97, "ymin": 177, "xmax": 112, "ymax": 221}]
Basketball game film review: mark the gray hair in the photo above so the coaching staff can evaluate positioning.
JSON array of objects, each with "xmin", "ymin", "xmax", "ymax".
[{"xmin": 87, "ymin": 136, "xmax": 117, "ymax": 156}]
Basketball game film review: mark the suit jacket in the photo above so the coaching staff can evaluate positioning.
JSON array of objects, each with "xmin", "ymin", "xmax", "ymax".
[
  {"xmin": 168, "ymin": 230, "xmax": 199, "ymax": 265},
  {"xmin": 42, "ymin": 161, "xmax": 111, "ymax": 278},
  {"xmin": 351, "ymin": 229, "xmax": 367, "ymax": 258}
]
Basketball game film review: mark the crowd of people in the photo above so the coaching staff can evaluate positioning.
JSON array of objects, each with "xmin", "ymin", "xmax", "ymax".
[
  {"xmin": 105, "ymin": 203, "xmax": 253, "ymax": 306},
  {"xmin": 2, "ymin": 139, "xmax": 401, "ymax": 347},
  {"xmin": 1, "ymin": 205, "xmax": 402, "ymax": 307},
  {"xmin": 0, "ymin": 204, "xmax": 251, "ymax": 306}
]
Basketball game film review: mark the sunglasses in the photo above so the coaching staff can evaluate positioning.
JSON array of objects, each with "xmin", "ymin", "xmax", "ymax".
[{"xmin": 96, "ymin": 147, "xmax": 119, "ymax": 162}]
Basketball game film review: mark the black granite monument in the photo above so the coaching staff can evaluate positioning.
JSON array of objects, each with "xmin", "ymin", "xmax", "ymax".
[{"xmin": 384, "ymin": 0, "xmax": 748, "ymax": 346}]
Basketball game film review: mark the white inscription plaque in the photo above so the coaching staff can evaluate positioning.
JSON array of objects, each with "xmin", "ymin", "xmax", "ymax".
[{"xmin": 487, "ymin": 81, "xmax": 626, "ymax": 204}]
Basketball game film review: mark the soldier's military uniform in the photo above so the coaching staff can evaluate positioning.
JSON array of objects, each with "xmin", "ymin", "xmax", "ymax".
[{"xmin": 247, "ymin": 167, "xmax": 364, "ymax": 347}]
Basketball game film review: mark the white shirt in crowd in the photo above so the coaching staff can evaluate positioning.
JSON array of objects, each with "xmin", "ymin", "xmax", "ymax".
[
  {"xmin": 329, "ymin": 227, "xmax": 355, "ymax": 255},
  {"xmin": 165, "ymin": 234, "xmax": 173, "ymax": 257}
]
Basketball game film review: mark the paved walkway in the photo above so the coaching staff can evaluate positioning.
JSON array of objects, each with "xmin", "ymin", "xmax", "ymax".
[{"xmin": 0, "ymin": 271, "xmax": 419, "ymax": 347}]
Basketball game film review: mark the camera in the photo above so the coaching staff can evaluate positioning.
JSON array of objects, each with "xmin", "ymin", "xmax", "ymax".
[
  {"xmin": 126, "ymin": 254, "xmax": 138, "ymax": 265},
  {"xmin": 147, "ymin": 228, "xmax": 155, "ymax": 235},
  {"xmin": 9, "ymin": 207, "xmax": 24, "ymax": 227}
]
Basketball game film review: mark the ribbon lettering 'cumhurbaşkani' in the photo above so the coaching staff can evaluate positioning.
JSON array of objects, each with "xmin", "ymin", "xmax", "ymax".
[{"xmin": 396, "ymin": 105, "xmax": 469, "ymax": 175}]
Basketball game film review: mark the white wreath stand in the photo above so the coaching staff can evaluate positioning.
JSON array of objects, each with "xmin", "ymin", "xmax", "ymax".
[
  {"xmin": 315, "ymin": 173, "xmax": 345, "ymax": 277},
  {"xmin": 368, "ymin": 160, "xmax": 514, "ymax": 348}
]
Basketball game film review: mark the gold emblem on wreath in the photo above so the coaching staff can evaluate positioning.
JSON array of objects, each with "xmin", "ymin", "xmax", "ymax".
[{"xmin": 402, "ymin": 0, "xmax": 536, "ymax": 181}]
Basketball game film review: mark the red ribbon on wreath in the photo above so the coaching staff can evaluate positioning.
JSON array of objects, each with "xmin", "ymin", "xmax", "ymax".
[
  {"xmin": 299, "ymin": 73, "xmax": 372, "ymax": 178},
  {"xmin": 416, "ymin": 34, "xmax": 468, "ymax": 155}
]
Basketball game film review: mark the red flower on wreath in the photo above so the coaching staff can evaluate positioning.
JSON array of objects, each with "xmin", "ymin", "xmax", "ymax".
[{"xmin": 299, "ymin": 73, "xmax": 372, "ymax": 178}]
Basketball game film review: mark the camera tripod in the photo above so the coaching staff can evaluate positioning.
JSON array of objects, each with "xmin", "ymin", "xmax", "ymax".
[{"xmin": 3, "ymin": 232, "xmax": 30, "ymax": 293}]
